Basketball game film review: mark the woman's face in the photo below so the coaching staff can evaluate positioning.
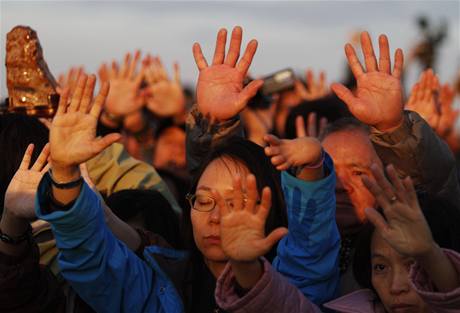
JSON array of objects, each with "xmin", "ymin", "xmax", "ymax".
[
  {"xmin": 191, "ymin": 157, "xmax": 249, "ymax": 262},
  {"xmin": 371, "ymin": 231, "xmax": 429, "ymax": 313}
]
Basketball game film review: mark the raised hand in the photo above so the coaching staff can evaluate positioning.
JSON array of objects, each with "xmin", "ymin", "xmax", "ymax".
[
  {"xmin": 58, "ymin": 66, "xmax": 86, "ymax": 96},
  {"xmin": 50, "ymin": 74, "xmax": 121, "ymax": 171},
  {"xmin": 263, "ymin": 134, "xmax": 322, "ymax": 172},
  {"xmin": 4, "ymin": 143, "xmax": 50, "ymax": 219},
  {"xmin": 214, "ymin": 174, "xmax": 288, "ymax": 262},
  {"xmin": 437, "ymin": 83, "xmax": 458, "ymax": 138},
  {"xmin": 144, "ymin": 56, "xmax": 185, "ymax": 117},
  {"xmin": 405, "ymin": 69, "xmax": 441, "ymax": 129},
  {"xmin": 361, "ymin": 164, "xmax": 434, "ymax": 257},
  {"xmin": 295, "ymin": 113, "xmax": 328, "ymax": 139},
  {"xmin": 98, "ymin": 51, "xmax": 145, "ymax": 117},
  {"xmin": 295, "ymin": 70, "xmax": 328, "ymax": 101},
  {"xmin": 193, "ymin": 26, "xmax": 264, "ymax": 122},
  {"xmin": 331, "ymin": 32, "xmax": 404, "ymax": 132}
]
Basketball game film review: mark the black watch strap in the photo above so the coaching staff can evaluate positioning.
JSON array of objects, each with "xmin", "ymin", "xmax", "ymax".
[{"xmin": 48, "ymin": 169, "xmax": 83, "ymax": 189}]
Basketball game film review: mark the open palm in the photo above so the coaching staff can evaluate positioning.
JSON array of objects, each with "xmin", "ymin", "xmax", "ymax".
[
  {"xmin": 332, "ymin": 32, "xmax": 404, "ymax": 132},
  {"xmin": 145, "ymin": 59, "xmax": 185, "ymax": 117},
  {"xmin": 362, "ymin": 164, "xmax": 434, "ymax": 258},
  {"xmin": 4, "ymin": 143, "xmax": 49, "ymax": 219},
  {"xmin": 50, "ymin": 74, "xmax": 121, "ymax": 169},
  {"xmin": 98, "ymin": 51, "xmax": 145, "ymax": 117},
  {"xmin": 215, "ymin": 174, "xmax": 288, "ymax": 262},
  {"xmin": 193, "ymin": 26, "xmax": 264, "ymax": 121}
]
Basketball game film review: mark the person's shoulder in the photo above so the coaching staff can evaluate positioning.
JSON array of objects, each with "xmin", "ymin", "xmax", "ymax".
[{"xmin": 323, "ymin": 289, "xmax": 385, "ymax": 313}]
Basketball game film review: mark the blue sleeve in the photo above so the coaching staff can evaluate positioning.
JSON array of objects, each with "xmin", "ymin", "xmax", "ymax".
[
  {"xmin": 34, "ymin": 173, "xmax": 183, "ymax": 313},
  {"xmin": 273, "ymin": 153, "xmax": 340, "ymax": 305}
]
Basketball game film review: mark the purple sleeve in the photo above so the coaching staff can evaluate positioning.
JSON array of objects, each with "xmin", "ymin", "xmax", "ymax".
[
  {"xmin": 215, "ymin": 258, "xmax": 322, "ymax": 313},
  {"xmin": 410, "ymin": 249, "xmax": 460, "ymax": 313}
]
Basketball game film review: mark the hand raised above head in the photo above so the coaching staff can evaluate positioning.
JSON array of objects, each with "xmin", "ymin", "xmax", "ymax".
[
  {"xmin": 4, "ymin": 143, "xmax": 50, "ymax": 219},
  {"xmin": 193, "ymin": 26, "xmax": 264, "ymax": 122},
  {"xmin": 144, "ymin": 56, "xmax": 185, "ymax": 117},
  {"xmin": 98, "ymin": 51, "xmax": 145, "ymax": 118},
  {"xmin": 50, "ymin": 73, "xmax": 121, "ymax": 171},
  {"xmin": 361, "ymin": 164, "xmax": 434, "ymax": 258},
  {"xmin": 58, "ymin": 66, "xmax": 86, "ymax": 96},
  {"xmin": 331, "ymin": 32, "xmax": 404, "ymax": 132},
  {"xmin": 295, "ymin": 70, "xmax": 329, "ymax": 102},
  {"xmin": 406, "ymin": 69, "xmax": 441, "ymax": 129}
]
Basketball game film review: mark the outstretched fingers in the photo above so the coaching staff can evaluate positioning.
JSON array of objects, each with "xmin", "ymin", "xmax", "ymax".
[
  {"xmin": 31, "ymin": 143, "xmax": 50, "ymax": 171},
  {"xmin": 212, "ymin": 28, "xmax": 227, "ymax": 65},
  {"xmin": 93, "ymin": 133, "xmax": 122, "ymax": 155},
  {"xmin": 193, "ymin": 43, "xmax": 208, "ymax": 71},
  {"xmin": 232, "ymin": 175, "xmax": 244, "ymax": 212},
  {"xmin": 224, "ymin": 26, "xmax": 242, "ymax": 67},
  {"xmin": 360, "ymin": 31, "xmax": 378, "ymax": 72},
  {"xmin": 19, "ymin": 144, "xmax": 34, "ymax": 170},
  {"xmin": 90, "ymin": 81, "xmax": 110, "ymax": 119},
  {"xmin": 173, "ymin": 62, "xmax": 181, "ymax": 84},
  {"xmin": 256, "ymin": 187, "xmax": 272, "ymax": 221},
  {"xmin": 331, "ymin": 83, "xmax": 358, "ymax": 108},
  {"xmin": 239, "ymin": 79, "xmax": 264, "ymax": 109},
  {"xmin": 79, "ymin": 74, "xmax": 96, "ymax": 113},
  {"xmin": 261, "ymin": 227, "xmax": 288, "ymax": 252},
  {"xmin": 345, "ymin": 44, "xmax": 364, "ymax": 78},
  {"xmin": 127, "ymin": 50, "xmax": 141, "ymax": 79},
  {"xmin": 245, "ymin": 174, "xmax": 258, "ymax": 214},
  {"xmin": 56, "ymin": 88, "xmax": 70, "ymax": 116},
  {"xmin": 212, "ymin": 189, "xmax": 230, "ymax": 216},
  {"xmin": 378, "ymin": 34, "xmax": 391, "ymax": 74},
  {"xmin": 392, "ymin": 48, "xmax": 404, "ymax": 79},
  {"xmin": 361, "ymin": 172, "xmax": 391, "ymax": 210},
  {"xmin": 68, "ymin": 74, "xmax": 88, "ymax": 113},
  {"xmin": 364, "ymin": 207, "xmax": 390, "ymax": 234},
  {"xmin": 236, "ymin": 39, "xmax": 258, "ymax": 76}
]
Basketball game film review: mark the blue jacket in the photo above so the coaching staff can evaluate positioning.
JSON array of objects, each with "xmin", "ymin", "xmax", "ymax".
[
  {"xmin": 273, "ymin": 153, "xmax": 340, "ymax": 305},
  {"xmin": 35, "ymin": 173, "xmax": 185, "ymax": 313}
]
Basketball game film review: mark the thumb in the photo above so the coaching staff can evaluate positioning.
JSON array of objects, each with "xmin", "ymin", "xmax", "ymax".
[
  {"xmin": 262, "ymin": 227, "xmax": 288, "ymax": 249},
  {"xmin": 331, "ymin": 83, "xmax": 358, "ymax": 108},
  {"xmin": 239, "ymin": 79, "xmax": 264, "ymax": 109},
  {"xmin": 263, "ymin": 134, "xmax": 281, "ymax": 146},
  {"xmin": 93, "ymin": 133, "xmax": 122, "ymax": 154}
]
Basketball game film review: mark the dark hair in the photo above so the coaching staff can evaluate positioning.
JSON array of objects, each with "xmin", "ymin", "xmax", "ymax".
[
  {"xmin": 284, "ymin": 94, "xmax": 352, "ymax": 139},
  {"xmin": 106, "ymin": 189, "xmax": 182, "ymax": 249},
  {"xmin": 182, "ymin": 137, "xmax": 288, "ymax": 262},
  {"xmin": 353, "ymin": 195, "xmax": 460, "ymax": 290},
  {"xmin": 0, "ymin": 114, "xmax": 49, "ymax": 215},
  {"xmin": 153, "ymin": 118, "xmax": 185, "ymax": 140},
  {"xmin": 320, "ymin": 116, "xmax": 370, "ymax": 141}
]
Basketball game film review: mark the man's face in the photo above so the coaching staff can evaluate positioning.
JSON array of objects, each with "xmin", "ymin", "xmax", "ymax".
[
  {"xmin": 322, "ymin": 129, "xmax": 383, "ymax": 235},
  {"xmin": 153, "ymin": 126, "xmax": 186, "ymax": 170}
]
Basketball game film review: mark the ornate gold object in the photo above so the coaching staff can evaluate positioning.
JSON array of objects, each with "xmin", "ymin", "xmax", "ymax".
[{"xmin": 6, "ymin": 25, "xmax": 59, "ymax": 117}]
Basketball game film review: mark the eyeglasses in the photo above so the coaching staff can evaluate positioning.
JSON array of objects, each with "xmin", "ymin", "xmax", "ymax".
[
  {"xmin": 186, "ymin": 193, "xmax": 217, "ymax": 212},
  {"xmin": 186, "ymin": 193, "xmax": 241, "ymax": 212}
]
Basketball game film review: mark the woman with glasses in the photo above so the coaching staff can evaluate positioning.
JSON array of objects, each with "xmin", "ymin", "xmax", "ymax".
[{"xmin": 32, "ymin": 27, "xmax": 339, "ymax": 313}]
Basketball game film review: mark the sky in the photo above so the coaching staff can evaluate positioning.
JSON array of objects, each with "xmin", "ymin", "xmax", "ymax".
[{"xmin": 0, "ymin": 0, "xmax": 459, "ymax": 99}]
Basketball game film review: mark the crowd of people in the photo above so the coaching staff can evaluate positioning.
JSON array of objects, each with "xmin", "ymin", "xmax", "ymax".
[{"xmin": 1, "ymin": 25, "xmax": 460, "ymax": 313}]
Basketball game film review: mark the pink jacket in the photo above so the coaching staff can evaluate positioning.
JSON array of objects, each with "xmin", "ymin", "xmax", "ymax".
[{"xmin": 215, "ymin": 249, "xmax": 460, "ymax": 313}]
